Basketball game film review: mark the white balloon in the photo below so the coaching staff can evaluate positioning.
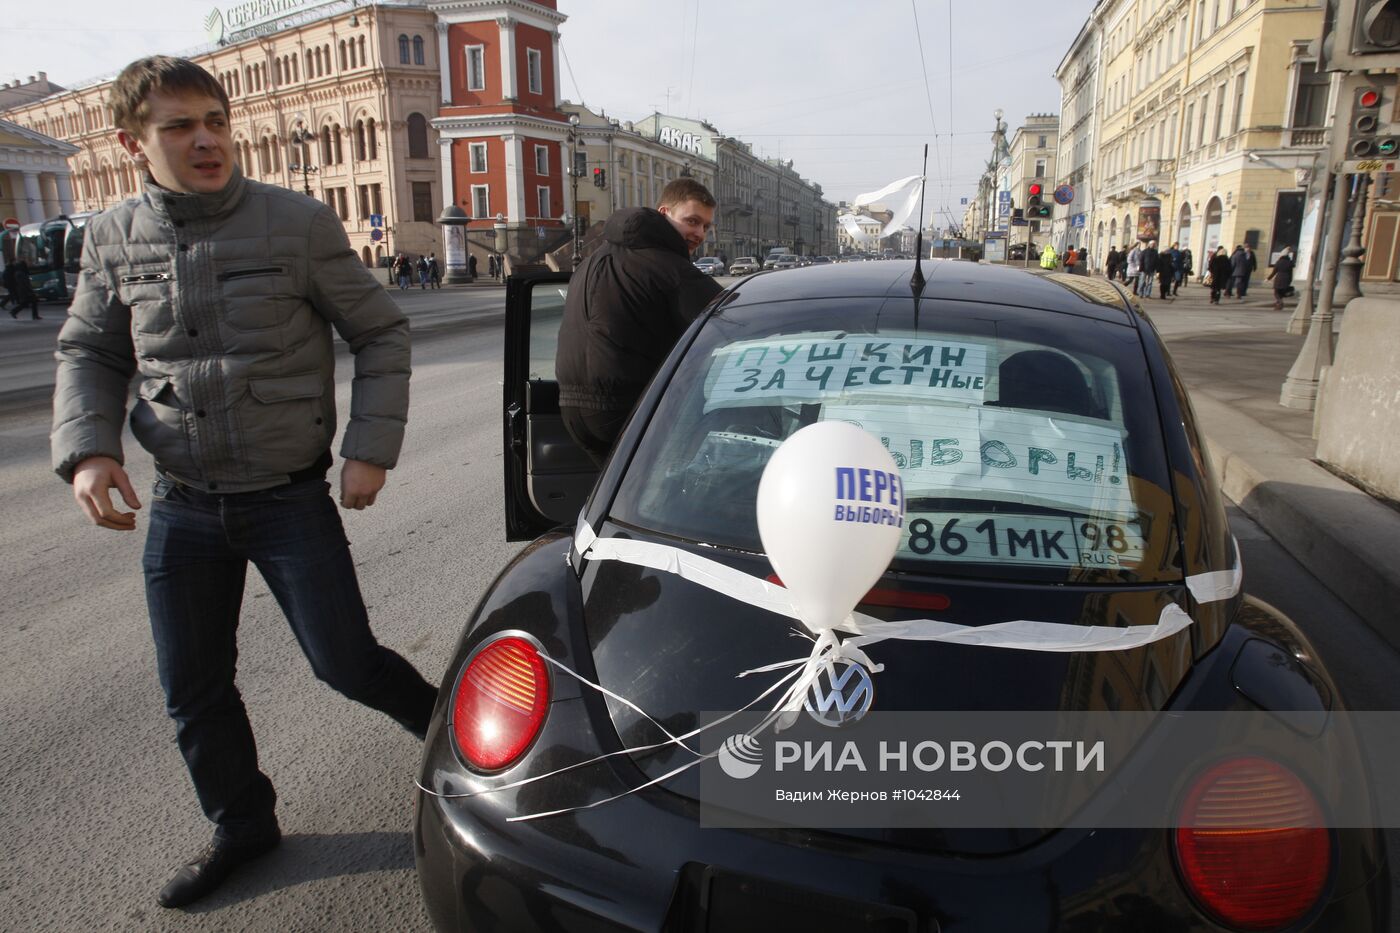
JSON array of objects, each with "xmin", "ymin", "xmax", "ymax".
[{"xmin": 756, "ymin": 421, "xmax": 905, "ymax": 632}]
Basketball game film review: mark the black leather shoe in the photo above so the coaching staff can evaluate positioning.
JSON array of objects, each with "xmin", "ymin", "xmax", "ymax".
[{"xmin": 157, "ymin": 826, "xmax": 281, "ymax": 908}]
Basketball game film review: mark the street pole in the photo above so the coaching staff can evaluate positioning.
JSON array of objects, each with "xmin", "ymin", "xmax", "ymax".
[
  {"xmin": 1334, "ymin": 172, "xmax": 1371, "ymax": 307},
  {"xmin": 1281, "ymin": 169, "xmax": 1352, "ymax": 410},
  {"xmin": 567, "ymin": 115, "xmax": 582, "ymax": 270}
]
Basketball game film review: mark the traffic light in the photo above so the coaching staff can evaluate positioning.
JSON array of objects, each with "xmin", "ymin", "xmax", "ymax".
[
  {"xmin": 1346, "ymin": 80, "xmax": 1399, "ymax": 160},
  {"xmin": 1327, "ymin": 0, "xmax": 1400, "ymax": 70},
  {"xmin": 1026, "ymin": 182, "xmax": 1052, "ymax": 219},
  {"xmin": 593, "ymin": 168, "xmax": 606, "ymax": 189}
]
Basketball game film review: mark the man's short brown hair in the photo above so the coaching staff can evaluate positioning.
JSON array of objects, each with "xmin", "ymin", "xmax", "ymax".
[
  {"xmin": 110, "ymin": 56, "xmax": 230, "ymax": 137},
  {"xmin": 658, "ymin": 177, "xmax": 716, "ymax": 210}
]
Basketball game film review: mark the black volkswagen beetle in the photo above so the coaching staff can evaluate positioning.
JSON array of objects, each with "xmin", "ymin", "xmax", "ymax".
[{"xmin": 414, "ymin": 261, "xmax": 1389, "ymax": 931}]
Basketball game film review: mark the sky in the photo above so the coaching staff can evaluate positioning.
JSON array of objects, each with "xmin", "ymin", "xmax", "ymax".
[{"xmin": 1, "ymin": 0, "xmax": 1094, "ymax": 229}]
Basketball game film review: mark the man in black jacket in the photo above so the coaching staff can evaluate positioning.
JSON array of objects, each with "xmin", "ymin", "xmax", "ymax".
[{"xmin": 556, "ymin": 178, "xmax": 722, "ymax": 465}]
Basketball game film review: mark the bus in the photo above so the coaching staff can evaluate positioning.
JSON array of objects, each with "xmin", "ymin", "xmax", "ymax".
[{"xmin": 1, "ymin": 212, "xmax": 96, "ymax": 302}]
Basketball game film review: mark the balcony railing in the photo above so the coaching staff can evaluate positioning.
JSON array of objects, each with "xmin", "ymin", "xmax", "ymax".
[{"xmin": 1286, "ymin": 127, "xmax": 1327, "ymax": 147}]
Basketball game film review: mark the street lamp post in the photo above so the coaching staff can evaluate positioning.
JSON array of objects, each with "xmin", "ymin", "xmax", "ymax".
[
  {"xmin": 566, "ymin": 113, "xmax": 582, "ymax": 270},
  {"xmin": 289, "ymin": 122, "xmax": 318, "ymax": 197}
]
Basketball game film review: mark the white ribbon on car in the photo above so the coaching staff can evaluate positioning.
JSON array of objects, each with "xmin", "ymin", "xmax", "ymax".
[{"xmin": 417, "ymin": 520, "xmax": 1240, "ymax": 820}]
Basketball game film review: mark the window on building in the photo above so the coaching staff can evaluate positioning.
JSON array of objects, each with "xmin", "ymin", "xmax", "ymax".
[
  {"xmin": 1037, "ymin": 135, "xmax": 1046, "ymax": 148},
  {"xmin": 371, "ymin": 183, "xmax": 382, "ymax": 215},
  {"xmin": 355, "ymin": 120, "xmax": 367, "ymax": 161},
  {"xmin": 332, "ymin": 123, "xmax": 343, "ymax": 164},
  {"xmin": 413, "ymin": 35, "xmax": 425, "ymax": 66},
  {"xmin": 466, "ymin": 46, "xmax": 485, "ymax": 91},
  {"xmin": 408, "ymin": 113, "xmax": 429, "ymax": 159},
  {"xmin": 574, "ymin": 149, "xmax": 586, "ymax": 177},
  {"xmin": 534, "ymin": 144, "xmax": 548, "ymax": 175},
  {"xmin": 367, "ymin": 118, "xmax": 378, "ymax": 160},
  {"xmin": 1213, "ymin": 83, "xmax": 1227, "ymax": 140},
  {"xmin": 339, "ymin": 41, "xmax": 347, "ymax": 71},
  {"xmin": 413, "ymin": 181, "xmax": 434, "ymax": 222},
  {"xmin": 472, "ymin": 184, "xmax": 490, "ymax": 218},
  {"xmin": 1197, "ymin": 0, "xmax": 1207, "ymax": 41},
  {"xmin": 1198, "ymin": 95, "xmax": 1209, "ymax": 145},
  {"xmin": 358, "ymin": 184, "xmax": 370, "ymax": 219},
  {"xmin": 399, "ymin": 34, "xmax": 410, "ymax": 64},
  {"xmin": 470, "ymin": 142, "xmax": 488, "ymax": 172},
  {"xmin": 320, "ymin": 125, "xmax": 333, "ymax": 165},
  {"xmin": 527, "ymin": 49, "xmax": 542, "ymax": 95},
  {"xmin": 1291, "ymin": 61, "xmax": 1329, "ymax": 127},
  {"xmin": 536, "ymin": 185, "xmax": 551, "ymax": 219},
  {"xmin": 1184, "ymin": 103, "xmax": 1195, "ymax": 149},
  {"xmin": 1231, "ymin": 73, "xmax": 1247, "ymax": 134},
  {"xmin": 358, "ymin": 36, "xmax": 366, "ymax": 65},
  {"xmin": 1034, "ymin": 158, "xmax": 1046, "ymax": 177}
]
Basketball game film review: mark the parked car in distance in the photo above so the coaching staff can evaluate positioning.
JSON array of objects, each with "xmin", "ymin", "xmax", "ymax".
[
  {"xmin": 809, "ymin": 255, "xmax": 832, "ymax": 264},
  {"xmin": 764, "ymin": 254, "xmax": 801, "ymax": 270},
  {"xmin": 728, "ymin": 256, "xmax": 761, "ymax": 275},
  {"xmin": 693, "ymin": 257, "xmax": 726, "ymax": 276}
]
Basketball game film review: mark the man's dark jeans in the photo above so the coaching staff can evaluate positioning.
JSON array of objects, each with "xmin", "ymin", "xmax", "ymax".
[{"xmin": 143, "ymin": 475, "xmax": 437, "ymax": 842}]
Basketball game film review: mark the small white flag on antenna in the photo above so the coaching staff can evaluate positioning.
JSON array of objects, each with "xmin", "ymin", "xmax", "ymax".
[{"xmin": 853, "ymin": 175, "xmax": 924, "ymax": 238}]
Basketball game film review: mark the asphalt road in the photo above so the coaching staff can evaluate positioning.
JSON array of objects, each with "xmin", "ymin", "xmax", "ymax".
[{"xmin": 2, "ymin": 278, "xmax": 1397, "ymax": 931}]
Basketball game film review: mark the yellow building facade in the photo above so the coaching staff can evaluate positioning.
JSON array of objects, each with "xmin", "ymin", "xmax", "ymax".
[{"xmin": 1090, "ymin": 0, "xmax": 1328, "ymax": 274}]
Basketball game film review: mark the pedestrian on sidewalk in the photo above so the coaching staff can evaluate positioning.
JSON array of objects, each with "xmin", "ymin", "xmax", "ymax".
[
  {"xmin": 1, "ymin": 259, "xmax": 16, "ymax": 312},
  {"xmin": 468, "ymin": 253, "xmax": 478, "ymax": 281},
  {"xmin": 1157, "ymin": 252, "xmax": 1175, "ymax": 299},
  {"xmin": 1267, "ymin": 246, "xmax": 1295, "ymax": 311},
  {"xmin": 416, "ymin": 255, "xmax": 429, "ymax": 289},
  {"xmin": 9, "ymin": 259, "xmax": 41, "ymax": 319},
  {"xmin": 1124, "ymin": 243, "xmax": 1142, "ymax": 295},
  {"xmin": 1104, "ymin": 245, "xmax": 1120, "ymax": 280},
  {"xmin": 1208, "ymin": 246, "xmax": 1232, "ymax": 304},
  {"xmin": 1178, "ymin": 246, "xmax": 1193, "ymax": 295},
  {"xmin": 50, "ymin": 55, "xmax": 435, "ymax": 911},
  {"xmin": 1077, "ymin": 246, "xmax": 1088, "ymax": 274},
  {"xmin": 1228, "ymin": 245, "xmax": 1253, "ymax": 299},
  {"xmin": 1039, "ymin": 242, "xmax": 1058, "ymax": 269},
  {"xmin": 556, "ymin": 177, "xmax": 722, "ymax": 466},
  {"xmin": 428, "ymin": 252, "xmax": 441, "ymax": 288},
  {"xmin": 394, "ymin": 253, "xmax": 411, "ymax": 290},
  {"xmin": 1238, "ymin": 244, "xmax": 1257, "ymax": 298},
  {"xmin": 1142, "ymin": 241, "xmax": 1161, "ymax": 298},
  {"xmin": 1064, "ymin": 245, "xmax": 1078, "ymax": 273}
]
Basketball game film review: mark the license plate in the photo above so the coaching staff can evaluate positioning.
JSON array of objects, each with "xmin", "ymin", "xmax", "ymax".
[{"xmin": 897, "ymin": 511, "xmax": 1145, "ymax": 569}]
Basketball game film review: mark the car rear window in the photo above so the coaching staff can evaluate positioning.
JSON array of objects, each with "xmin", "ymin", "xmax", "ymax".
[{"xmin": 608, "ymin": 297, "xmax": 1181, "ymax": 585}]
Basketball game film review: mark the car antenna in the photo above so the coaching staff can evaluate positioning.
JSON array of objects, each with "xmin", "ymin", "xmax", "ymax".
[{"xmin": 910, "ymin": 144, "xmax": 929, "ymax": 298}]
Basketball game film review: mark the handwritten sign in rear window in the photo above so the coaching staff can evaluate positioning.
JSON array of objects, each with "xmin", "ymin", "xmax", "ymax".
[
  {"xmin": 703, "ymin": 335, "xmax": 990, "ymax": 413},
  {"xmin": 825, "ymin": 403, "xmax": 1132, "ymax": 516}
]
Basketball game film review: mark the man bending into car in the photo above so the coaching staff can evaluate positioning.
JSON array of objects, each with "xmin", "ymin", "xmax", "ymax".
[
  {"xmin": 556, "ymin": 177, "xmax": 724, "ymax": 465},
  {"xmin": 50, "ymin": 56, "xmax": 437, "ymax": 910}
]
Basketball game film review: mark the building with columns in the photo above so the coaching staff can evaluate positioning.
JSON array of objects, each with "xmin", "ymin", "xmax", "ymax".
[
  {"xmin": 1, "ymin": 0, "xmax": 446, "ymax": 267},
  {"xmin": 428, "ymin": 0, "xmax": 572, "ymax": 267},
  {"xmin": 0, "ymin": 119, "xmax": 78, "ymax": 229}
]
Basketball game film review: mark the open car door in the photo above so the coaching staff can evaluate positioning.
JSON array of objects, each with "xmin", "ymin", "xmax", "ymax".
[{"xmin": 502, "ymin": 270, "xmax": 599, "ymax": 541}]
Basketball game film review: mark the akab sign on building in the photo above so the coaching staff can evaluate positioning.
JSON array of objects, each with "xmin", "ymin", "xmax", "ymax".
[{"xmin": 634, "ymin": 114, "xmax": 717, "ymax": 164}]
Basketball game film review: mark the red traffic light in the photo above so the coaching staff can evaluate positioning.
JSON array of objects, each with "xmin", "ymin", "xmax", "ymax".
[
  {"xmin": 1360, "ymin": 88, "xmax": 1382, "ymax": 108},
  {"xmin": 1028, "ymin": 183, "xmax": 1043, "ymax": 196}
]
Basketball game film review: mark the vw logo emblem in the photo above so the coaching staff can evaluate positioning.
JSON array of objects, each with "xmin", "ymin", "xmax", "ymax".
[{"xmin": 804, "ymin": 660, "xmax": 875, "ymax": 727}]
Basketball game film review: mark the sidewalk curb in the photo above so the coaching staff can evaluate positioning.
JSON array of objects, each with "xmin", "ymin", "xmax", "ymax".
[{"xmin": 1193, "ymin": 393, "xmax": 1400, "ymax": 644}]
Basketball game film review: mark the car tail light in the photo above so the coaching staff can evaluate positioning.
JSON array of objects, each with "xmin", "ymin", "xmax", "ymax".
[
  {"xmin": 1174, "ymin": 756, "xmax": 1330, "ymax": 931},
  {"xmin": 451, "ymin": 636, "xmax": 549, "ymax": 771}
]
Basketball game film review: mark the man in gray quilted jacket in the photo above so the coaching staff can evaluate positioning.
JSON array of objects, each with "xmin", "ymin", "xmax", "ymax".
[{"xmin": 50, "ymin": 56, "xmax": 436, "ymax": 910}]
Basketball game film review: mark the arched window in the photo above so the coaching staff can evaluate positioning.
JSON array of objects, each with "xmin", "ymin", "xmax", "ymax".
[
  {"xmin": 270, "ymin": 134, "xmax": 280, "ymax": 172},
  {"xmin": 407, "ymin": 113, "xmax": 428, "ymax": 159},
  {"xmin": 332, "ymin": 123, "xmax": 343, "ymax": 164},
  {"xmin": 361, "ymin": 246, "xmax": 372, "ymax": 267},
  {"xmin": 399, "ymin": 34, "xmax": 410, "ymax": 64},
  {"xmin": 324, "ymin": 45, "xmax": 331, "ymax": 72},
  {"xmin": 292, "ymin": 54, "xmax": 299, "ymax": 82},
  {"xmin": 1202, "ymin": 197, "xmax": 1223, "ymax": 255},
  {"xmin": 413, "ymin": 35, "xmax": 425, "ymax": 65},
  {"xmin": 354, "ymin": 120, "xmax": 366, "ymax": 160},
  {"xmin": 367, "ymin": 118, "xmax": 378, "ymax": 159},
  {"xmin": 358, "ymin": 36, "xmax": 366, "ymax": 65},
  {"xmin": 1177, "ymin": 202, "xmax": 1193, "ymax": 254},
  {"xmin": 259, "ymin": 137, "xmax": 270, "ymax": 175},
  {"xmin": 320, "ymin": 125, "xmax": 333, "ymax": 165},
  {"xmin": 339, "ymin": 40, "xmax": 347, "ymax": 71}
]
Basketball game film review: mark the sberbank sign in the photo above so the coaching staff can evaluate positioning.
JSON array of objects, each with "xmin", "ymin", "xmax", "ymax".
[{"xmin": 203, "ymin": 0, "xmax": 340, "ymax": 44}]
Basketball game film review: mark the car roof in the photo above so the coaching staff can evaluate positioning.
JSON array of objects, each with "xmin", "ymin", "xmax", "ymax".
[{"xmin": 722, "ymin": 259, "xmax": 1135, "ymax": 325}]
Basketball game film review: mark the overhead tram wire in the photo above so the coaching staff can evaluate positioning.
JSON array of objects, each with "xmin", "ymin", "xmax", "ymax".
[{"xmin": 909, "ymin": 0, "xmax": 946, "ymax": 241}]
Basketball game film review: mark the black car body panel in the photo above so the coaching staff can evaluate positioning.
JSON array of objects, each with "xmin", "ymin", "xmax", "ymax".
[{"xmin": 423, "ymin": 260, "xmax": 1388, "ymax": 931}]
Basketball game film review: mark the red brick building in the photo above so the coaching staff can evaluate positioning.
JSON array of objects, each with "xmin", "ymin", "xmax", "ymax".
[{"xmin": 429, "ymin": 0, "xmax": 570, "ymax": 259}]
